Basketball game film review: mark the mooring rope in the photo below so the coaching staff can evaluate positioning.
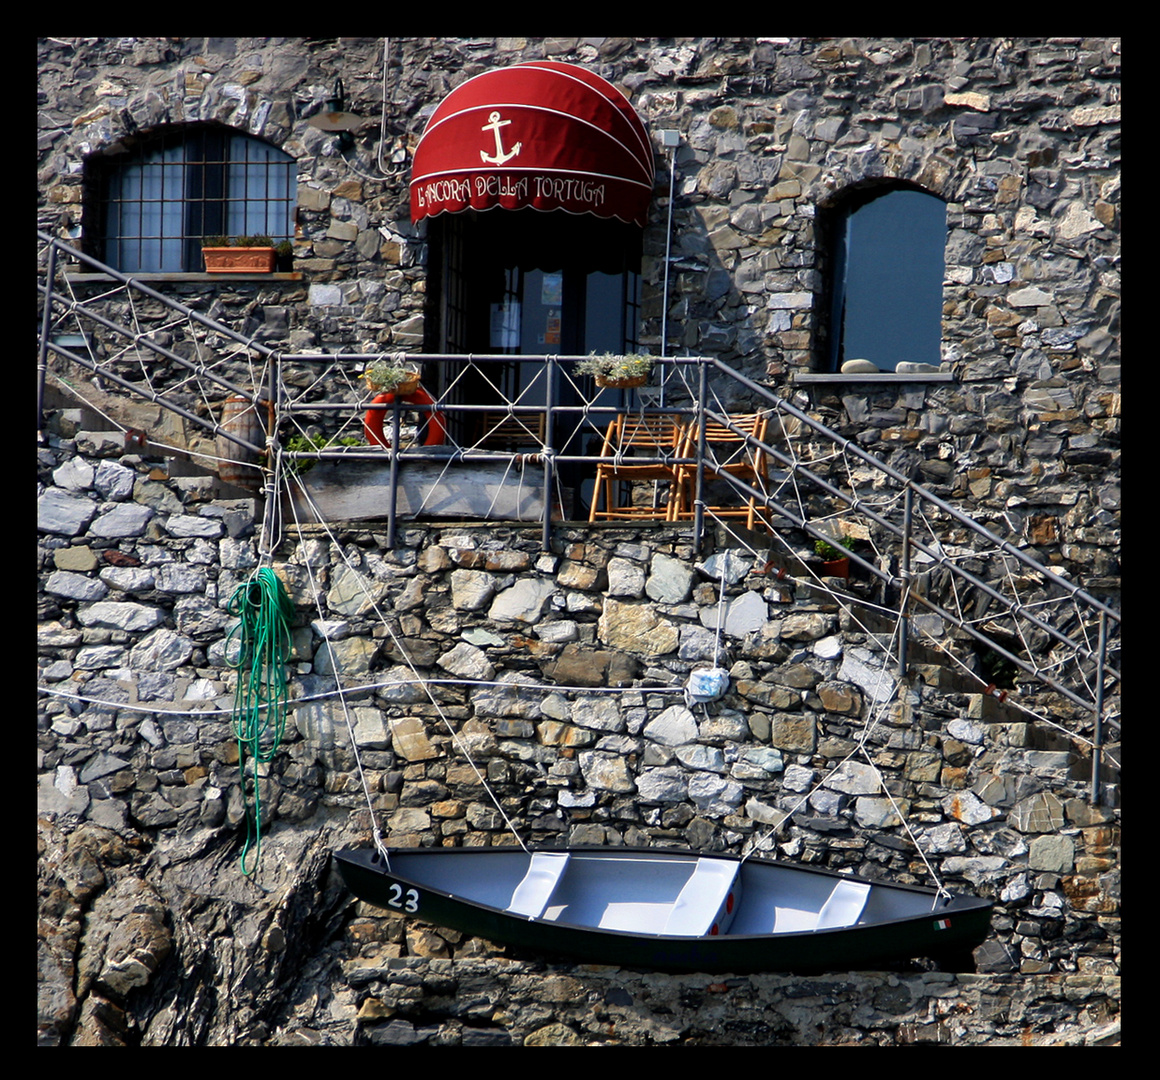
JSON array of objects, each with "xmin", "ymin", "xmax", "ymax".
[{"xmin": 283, "ymin": 465, "xmax": 532, "ymax": 857}]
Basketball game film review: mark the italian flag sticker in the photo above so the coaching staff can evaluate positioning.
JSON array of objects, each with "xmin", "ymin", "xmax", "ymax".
[{"xmin": 935, "ymin": 918, "xmax": 952, "ymax": 930}]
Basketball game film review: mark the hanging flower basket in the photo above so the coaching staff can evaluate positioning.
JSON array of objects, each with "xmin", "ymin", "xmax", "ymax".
[
  {"xmin": 364, "ymin": 358, "xmax": 422, "ymax": 395},
  {"xmin": 576, "ymin": 352, "xmax": 653, "ymax": 389}
]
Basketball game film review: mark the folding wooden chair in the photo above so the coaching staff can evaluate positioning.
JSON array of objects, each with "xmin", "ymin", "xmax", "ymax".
[
  {"xmin": 588, "ymin": 413, "xmax": 687, "ymax": 522},
  {"xmin": 672, "ymin": 412, "xmax": 772, "ymax": 532},
  {"xmin": 473, "ymin": 409, "xmax": 547, "ymax": 451}
]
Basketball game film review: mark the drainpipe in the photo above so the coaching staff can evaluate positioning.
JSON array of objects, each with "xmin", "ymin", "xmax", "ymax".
[{"xmin": 659, "ymin": 130, "xmax": 680, "ymax": 406}]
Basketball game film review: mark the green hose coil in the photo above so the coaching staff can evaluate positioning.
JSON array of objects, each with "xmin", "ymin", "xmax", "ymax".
[{"xmin": 225, "ymin": 567, "xmax": 295, "ymax": 875}]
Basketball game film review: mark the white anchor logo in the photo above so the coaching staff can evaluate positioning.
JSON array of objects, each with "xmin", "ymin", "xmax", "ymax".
[{"xmin": 480, "ymin": 111, "xmax": 521, "ymax": 165}]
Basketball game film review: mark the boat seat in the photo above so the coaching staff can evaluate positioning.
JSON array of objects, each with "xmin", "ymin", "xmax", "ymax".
[
  {"xmin": 508, "ymin": 852, "xmax": 570, "ymax": 919},
  {"xmin": 815, "ymin": 877, "xmax": 871, "ymax": 930},
  {"xmin": 663, "ymin": 858, "xmax": 742, "ymax": 937}
]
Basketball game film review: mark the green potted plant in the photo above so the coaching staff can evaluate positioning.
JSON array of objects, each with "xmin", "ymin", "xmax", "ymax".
[
  {"xmin": 283, "ymin": 431, "xmax": 364, "ymax": 475},
  {"xmin": 363, "ymin": 357, "xmax": 422, "ymax": 394},
  {"xmin": 575, "ymin": 352, "xmax": 654, "ymax": 388},
  {"xmin": 274, "ymin": 239, "xmax": 294, "ymax": 272},
  {"xmin": 202, "ymin": 234, "xmax": 277, "ymax": 274},
  {"xmin": 814, "ymin": 535, "xmax": 855, "ymax": 577}
]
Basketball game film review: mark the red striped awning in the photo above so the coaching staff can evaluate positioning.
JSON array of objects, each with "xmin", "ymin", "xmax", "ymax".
[{"xmin": 410, "ymin": 61, "xmax": 655, "ymax": 228}]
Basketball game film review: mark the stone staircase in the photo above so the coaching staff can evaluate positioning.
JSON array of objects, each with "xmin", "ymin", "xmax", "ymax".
[
  {"xmin": 815, "ymin": 583, "xmax": 1120, "ymax": 808},
  {"xmin": 41, "ymin": 377, "xmax": 256, "ymax": 498}
]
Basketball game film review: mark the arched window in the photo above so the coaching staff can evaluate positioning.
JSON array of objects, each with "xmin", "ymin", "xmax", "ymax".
[
  {"xmin": 86, "ymin": 123, "xmax": 295, "ymax": 273},
  {"xmin": 824, "ymin": 183, "xmax": 947, "ymax": 372}
]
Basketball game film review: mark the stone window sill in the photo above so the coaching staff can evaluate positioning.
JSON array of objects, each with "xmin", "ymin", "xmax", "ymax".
[
  {"xmin": 64, "ymin": 271, "xmax": 304, "ymax": 285},
  {"xmin": 793, "ymin": 371, "xmax": 956, "ymax": 385}
]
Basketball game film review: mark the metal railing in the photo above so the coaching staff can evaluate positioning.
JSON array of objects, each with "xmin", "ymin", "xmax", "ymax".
[
  {"xmin": 689, "ymin": 361, "xmax": 1119, "ymax": 763},
  {"xmin": 39, "ymin": 231, "xmax": 1120, "ymax": 800}
]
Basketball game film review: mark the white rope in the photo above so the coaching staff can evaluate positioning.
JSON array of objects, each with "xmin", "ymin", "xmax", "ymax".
[
  {"xmin": 42, "ymin": 308, "xmax": 1115, "ymax": 882},
  {"xmin": 283, "ymin": 464, "xmax": 531, "ymax": 854},
  {"xmin": 39, "ymin": 675, "xmax": 687, "ymax": 715},
  {"xmin": 700, "ymin": 506, "xmax": 947, "ymax": 891},
  {"xmin": 282, "ymin": 472, "xmax": 396, "ymax": 860},
  {"xmin": 257, "ymin": 437, "xmax": 284, "ymax": 564}
]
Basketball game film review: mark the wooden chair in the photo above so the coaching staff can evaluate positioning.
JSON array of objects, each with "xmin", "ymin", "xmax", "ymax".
[
  {"xmin": 473, "ymin": 409, "xmax": 547, "ymax": 451},
  {"xmin": 588, "ymin": 413, "xmax": 687, "ymax": 522},
  {"xmin": 672, "ymin": 412, "xmax": 772, "ymax": 531}
]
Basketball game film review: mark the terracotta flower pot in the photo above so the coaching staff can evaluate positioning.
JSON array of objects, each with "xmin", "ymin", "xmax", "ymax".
[
  {"xmin": 202, "ymin": 246, "xmax": 276, "ymax": 274},
  {"xmin": 595, "ymin": 374, "xmax": 648, "ymax": 389},
  {"xmin": 366, "ymin": 373, "xmax": 421, "ymax": 395},
  {"xmin": 391, "ymin": 375, "xmax": 422, "ymax": 395}
]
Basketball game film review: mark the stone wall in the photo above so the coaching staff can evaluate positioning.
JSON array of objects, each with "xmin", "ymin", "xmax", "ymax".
[
  {"xmin": 37, "ymin": 35, "xmax": 1120, "ymax": 590},
  {"xmin": 38, "ymin": 408, "xmax": 1119, "ymax": 1044},
  {"xmin": 38, "ymin": 35, "xmax": 1119, "ymax": 1046}
]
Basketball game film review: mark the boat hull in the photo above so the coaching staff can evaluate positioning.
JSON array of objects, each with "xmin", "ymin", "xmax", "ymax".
[{"xmin": 334, "ymin": 846, "xmax": 993, "ymax": 975}]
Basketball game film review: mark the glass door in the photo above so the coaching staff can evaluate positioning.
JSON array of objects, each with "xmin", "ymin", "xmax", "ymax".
[{"xmin": 430, "ymin": 209, "xmax": 643, "ymax": 515}]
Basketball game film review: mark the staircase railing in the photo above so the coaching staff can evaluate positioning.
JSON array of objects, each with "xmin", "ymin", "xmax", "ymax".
[
  {"xmin": 672, "ymin": 357, "xmax": 1119, "ymax": 802},
  {"xmin": 39, "ymin": 230, "xmax": 1119, "ymax": 800}
]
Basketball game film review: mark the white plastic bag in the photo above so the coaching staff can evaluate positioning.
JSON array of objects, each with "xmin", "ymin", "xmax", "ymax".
[{"xmin": 684, "ymin": 666, "xmax": 730, "ymax": 705}]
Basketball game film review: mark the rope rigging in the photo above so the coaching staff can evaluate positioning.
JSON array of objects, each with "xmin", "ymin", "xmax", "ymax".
[{"xmin": 225, "ymin": 566, "xmax": 295, "ymax": 875}]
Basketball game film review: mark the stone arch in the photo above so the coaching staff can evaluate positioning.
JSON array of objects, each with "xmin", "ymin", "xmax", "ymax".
[{"xmin": 810, "ymin": 142, "xmax": 970, "ymax": 210}]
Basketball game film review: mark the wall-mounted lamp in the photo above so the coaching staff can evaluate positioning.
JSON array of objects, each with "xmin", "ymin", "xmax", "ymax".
[{"xmin": 307, "ymin": 78, "xmax": 365, "ymax": 151}]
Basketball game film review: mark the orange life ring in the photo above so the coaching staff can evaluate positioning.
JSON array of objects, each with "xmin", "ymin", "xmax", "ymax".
[{"xmin": 364, "ymin": 386, "xmax": 447, "ymax": 448}]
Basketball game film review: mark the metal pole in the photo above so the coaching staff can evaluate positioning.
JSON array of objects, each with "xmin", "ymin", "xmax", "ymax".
[
  {"xmin": 542, "ymin": 357, "xmax": 555, "ymax": 551},
  {"xmin": 659, "ymin": 133, "xmax": 678, "ymax": 408},
  {"xmin": 38, "ymin": 241, "xmax": 59, "ymax": 442},
  {"xmin": 1091, "ymin": 611, "xmax": 1108, "ymax": 805},
  {"xmin": 386, "ymin": 398, "xmax": 401, "ymax": 549},
  {"xmin": 899, "ymin": 486, "xmax": 913, "ymax": 678},
  {"xmin": 258, "ymin": 353, "xmax": 281, "ymax": 558},
  {"xmin": 693, "ymin": 359, "xmax": 707, "ymax": 554}
]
